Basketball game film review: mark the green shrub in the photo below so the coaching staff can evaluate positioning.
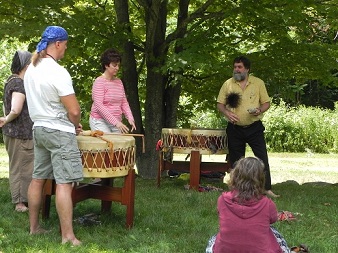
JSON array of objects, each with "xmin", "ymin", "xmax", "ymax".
[
  {"xmin": 188, "ymin": 101, "xmax": 338, "ymax": 154},
  {"xmin": 263, "ymin": 101, "xmax": 338, "ymax": 153}
]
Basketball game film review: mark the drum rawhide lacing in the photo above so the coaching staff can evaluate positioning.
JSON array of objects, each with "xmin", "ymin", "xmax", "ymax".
[
  {"xmin": 78, "ymin": 131, "xmax": 136, "ymax": 177},
  {"xmin": 160, "ymin": 128, "xmax": 228, "ymax": 156},
  {"xmin": 82, "ymin": 130, "xmax": 115, "ymax": 171}
]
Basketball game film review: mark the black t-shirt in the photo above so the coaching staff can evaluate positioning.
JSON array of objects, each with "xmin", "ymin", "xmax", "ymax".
[{"xmin": 2, "ymin": 74, "xmax": 33, "ymax": 139}]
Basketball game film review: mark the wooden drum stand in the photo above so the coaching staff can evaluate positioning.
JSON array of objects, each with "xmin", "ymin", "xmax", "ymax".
[
  {"xmin": 157, "ymin": 128, "xmax": 230, "ymax": 190},
  {"xmin": 42, "ymin": 134, "xmax": 136, "ymax": 229}
]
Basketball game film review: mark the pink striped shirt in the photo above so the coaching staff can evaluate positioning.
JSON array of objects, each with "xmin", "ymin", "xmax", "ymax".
[{"xmin": 90, "ymin": 76, "xmax": 134, "ymax": 126}]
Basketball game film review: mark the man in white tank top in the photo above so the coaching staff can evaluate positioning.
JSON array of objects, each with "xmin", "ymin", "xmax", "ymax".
[{"xmin": 24, "ymin": 25, "xmax": 83, "ymax": 246}]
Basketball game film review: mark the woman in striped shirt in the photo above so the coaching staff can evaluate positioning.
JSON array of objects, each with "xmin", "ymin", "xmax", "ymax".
[{"xmin": 89, "ymin": 48, "xmax": 136, "ymax": 133}]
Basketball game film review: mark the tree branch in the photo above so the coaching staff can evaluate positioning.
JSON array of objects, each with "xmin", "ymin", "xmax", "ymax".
[
  {"xmin": 93, "ymin": 0, "xmax": 108, "ymax": 10},
  {"xmin": 189, "ymin": 0, "xmax": 215, "ymax": 18},
  {"xmin": 165, "ymin": 9, "xmax": 225, "ymax": 46}
]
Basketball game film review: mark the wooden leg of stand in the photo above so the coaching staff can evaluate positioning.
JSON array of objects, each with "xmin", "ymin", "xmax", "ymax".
[
  {"xmin": 41, "ymin": 179, "xmax": 56, "ymax": 219},
  {"xmin": 101, "ymin": 178, "xmax": 113, "ymax": 213},
  {"xmin": 190, "ymin": 150, "xmax": 201, "ymax": 190},
  {"xmin": 123, "ymin": 169, "xmax": 135, "ymax": 228},
  {"xmin": 41, "ymin": 195, "xmax": 51, "ymax": 219},
  {"xmin": 157, "ymin": 151, "xmax": 164, "ymax": 187}
]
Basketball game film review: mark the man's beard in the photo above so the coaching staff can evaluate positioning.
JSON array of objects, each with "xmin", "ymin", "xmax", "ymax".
[{"xmin": 233, "ymin": 71, "xmax": 247, "ymax": 81}]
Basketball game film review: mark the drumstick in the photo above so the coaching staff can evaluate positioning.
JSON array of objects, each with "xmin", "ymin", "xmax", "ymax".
[
  {"xmin": 105, "ymin": 133, "xmax": 144, "ymax": 137},
  {"xmin": 104, "ymin": 133, "xmax": 145, "ymax": 153},
  {"xmin": 81, "ymin": 130, "xmax": 143, "ymax": 138},
  {"xmin": 80, "ymin": 131, "xmax": 145, "ymax": 153}
]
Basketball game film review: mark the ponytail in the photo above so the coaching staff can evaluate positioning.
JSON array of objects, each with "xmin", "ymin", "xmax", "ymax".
[{"xmin": 32, "ymin": 50, "xmax": 47, "ymax": 66}]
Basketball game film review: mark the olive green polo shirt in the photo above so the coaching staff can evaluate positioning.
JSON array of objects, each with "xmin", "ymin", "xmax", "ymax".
[{"xmin": 217, "ymin": 75, "xmax": 270, "ymax": 126}]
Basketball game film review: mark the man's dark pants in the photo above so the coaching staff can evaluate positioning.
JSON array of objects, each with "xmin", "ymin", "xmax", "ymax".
[{"xmin": 226, "ymin": 120, "xmax": 272, "ymax": 190}]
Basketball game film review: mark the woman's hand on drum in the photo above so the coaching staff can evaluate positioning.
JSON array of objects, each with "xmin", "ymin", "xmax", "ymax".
[
  {"xmin": 75, "ymin": 123, "xmax": 83, "ymax": 135},
  {"xmin": 116, "ymin": 122, "xmax": 130, "ymax": 134},
  {"xmin": 129, "ymin": 120, "xmax": 136, "ymax": 132}
]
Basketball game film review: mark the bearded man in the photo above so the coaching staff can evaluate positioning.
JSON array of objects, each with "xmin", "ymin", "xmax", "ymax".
[{"xmin": 217, "ymin": 56, "xmax": 279, "ymax": 198}]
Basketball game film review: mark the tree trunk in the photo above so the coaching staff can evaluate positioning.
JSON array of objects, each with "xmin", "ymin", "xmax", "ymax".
[
  {"xmin": 164, "ymin": 0, "xmax": 189, "ymax": 128},
  {"xmin": 164, "ymin": 84, "xmax": 181, "ymax": 127},
  {"xmin": 115, "ymin": 0, "xmax": 189, "ymax": 178},
  {"xmin": 136, "ymin": 0, "xmax": 168, "ymax": 178},
  {"xmin": 114, "ymin": 0, "xmax": 144, "ymax": 159}
]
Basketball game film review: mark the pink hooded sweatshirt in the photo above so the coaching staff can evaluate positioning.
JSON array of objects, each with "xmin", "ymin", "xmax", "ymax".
[{"xmin": 213, "ymin": 191, "xmax": 282, "ymax": 253}]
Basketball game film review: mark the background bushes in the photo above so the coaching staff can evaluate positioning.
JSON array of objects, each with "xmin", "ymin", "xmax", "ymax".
[
  {"xmin": 263, "ymin": 102, "xmax": 338, "ymax": 153},
  {"xmin": 188, "ymin": 101, "xmax": 338, "ymax": 154},
  {"xmin": 1, "ymin": 94, "xmax": 338, "ymax": 153}
]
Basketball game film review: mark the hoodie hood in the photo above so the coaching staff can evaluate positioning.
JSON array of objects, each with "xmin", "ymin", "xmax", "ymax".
[{"xmin": 220, "ymin": 191, "xmax": 269, "ymax": 219}]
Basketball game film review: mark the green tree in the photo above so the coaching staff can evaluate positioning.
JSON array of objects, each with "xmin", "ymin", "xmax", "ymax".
[
  {"xmin": 1, "ymin": 0, "xmax": 338, "ymax": 178},
  {"xmin": 0, "ymin": 39, "xmax": 29, "ymax": 114}
]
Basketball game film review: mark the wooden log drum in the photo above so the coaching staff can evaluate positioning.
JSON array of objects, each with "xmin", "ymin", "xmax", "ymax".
[
  {"xmin": 42, "ymin": 134, "xmax": 136, "ymax": 228},
  {"xmin": 157, "ymin": 128, "xmax": 230, "ymax": 190}
]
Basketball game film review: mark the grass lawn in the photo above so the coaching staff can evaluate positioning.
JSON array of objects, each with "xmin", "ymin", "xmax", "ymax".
[{"xmin": 0, "ymin": 146, "xmax": 338, "ymax": 252}]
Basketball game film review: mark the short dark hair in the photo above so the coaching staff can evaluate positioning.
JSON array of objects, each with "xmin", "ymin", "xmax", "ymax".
[
  {"xmin": 100, "ymin": 48, "xmax": 121, "ymax": 72},
  {"xmin": 233, "ymin": 56, "xmax": 251, "ymax": 70}
]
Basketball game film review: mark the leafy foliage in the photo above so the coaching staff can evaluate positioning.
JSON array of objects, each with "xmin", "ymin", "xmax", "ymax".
[
  {"xmin": 184, "ymin": 101, "xmax": 338, "ymax": 154},
  {"xmin": 1, "ymin": 1, "xmax": 337, "ymax": 111},
  {"xmin": 0, "ymin": 39, "xmax": 29, "ymax": 115},
  {"xmin": 263, "ymin": 101, "xmax": 338, "ymax": 153},
  {"xmin": 1, "ymin": 0, "xmax": 338, "ymax": 177}
]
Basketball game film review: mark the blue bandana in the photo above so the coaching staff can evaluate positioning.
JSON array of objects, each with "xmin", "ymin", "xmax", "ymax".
[{"xmin": 36, "ymin": 26, "xmax": 68, "ymax": 53}]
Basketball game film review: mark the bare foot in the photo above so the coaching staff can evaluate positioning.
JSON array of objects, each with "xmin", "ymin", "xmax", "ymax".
[
  {"xmin": 266, "ymin": 190, "xmax": 280, "ymax": 198},
  {"xmin": 15, "ymin": 203, "xmax": 29, "ymax": 212},
  {"xmin": 62, "ymin": 238, "xmax": 82, "ymax": 246},
  {"xmin": 30, "ymin": 227, "xmax": 50, "ymax": 235}
]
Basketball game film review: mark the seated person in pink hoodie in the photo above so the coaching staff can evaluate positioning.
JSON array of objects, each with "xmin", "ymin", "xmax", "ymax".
[{"xmin": 206, "ymin": 157, "xmax": 290, "ymax": 253}]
